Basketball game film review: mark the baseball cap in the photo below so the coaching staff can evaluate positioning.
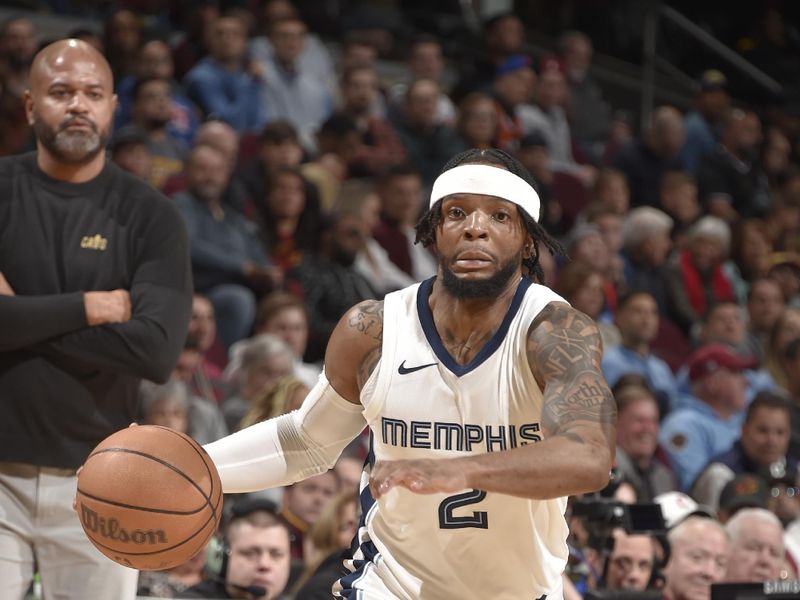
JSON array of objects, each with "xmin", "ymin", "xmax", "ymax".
[
  {"xmin": 654, "ymin": 491, "xmax": 716, "ymax": 529},
  {"xmin": 538, "ymin": 54, "xmax": 564, "ymax": 75},
  {"xmin": 718, "ymin": 473, "xmax": 770, "ymax": 514},
  {"xmin": 686, "ymin": 344, "xmax": 757, "ymax": 383},
  {"xmin": 495, "ymin": 54, "xmax": 534, "ymax": 78},
  {"xmin": 698, "ymin": 69, "xmax": 728, "ymax": 92}
]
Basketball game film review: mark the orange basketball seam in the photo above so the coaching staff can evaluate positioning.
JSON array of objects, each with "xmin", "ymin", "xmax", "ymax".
[
  {"xmin": 148, "ymin": 426, "xmax": 223, "ymax": 526},
  {"xmin": 76, "ymin": 488, "xmax": 208, "ymax": 515},
  {"xmin": 87, "ymin": 447, "xmax": 212, "ymax": 504}
]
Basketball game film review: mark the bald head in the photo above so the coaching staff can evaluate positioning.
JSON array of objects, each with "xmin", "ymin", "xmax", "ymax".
[
  {"xmin": 25, "ymin": 39, "xmax": 116, "ymax": 167},
  {"xmin": 648, "ymin": 106, "xmax": 685, "ymax": 159},
  {"xmin": 195, "ymin": 120, "xmax": 239, "ymax": 168},
  {"xmin": 187, "ymin": 144, "xmax": 230, "ymax": 204},
  {"xmin": 30, "ymin": 39, "xmax": 113, "ymax": 92},
  {"xmin": 651, "ymin": 106, "xmax": 684, "ymax": 134}
]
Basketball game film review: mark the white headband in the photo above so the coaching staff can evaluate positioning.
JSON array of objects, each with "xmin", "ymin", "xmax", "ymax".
[{"xmin": 430, "ymin": 164, "xmax": 540, "ymax": 222}]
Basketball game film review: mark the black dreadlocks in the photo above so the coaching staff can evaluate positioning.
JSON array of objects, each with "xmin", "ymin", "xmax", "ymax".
[{"xmin": 414, "ymin": 148, "xmax": 564, "ymax": 283}]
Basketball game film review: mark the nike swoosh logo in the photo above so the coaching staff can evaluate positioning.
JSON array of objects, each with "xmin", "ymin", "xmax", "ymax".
[{"xmin": 397, "ymin": 360, "xmax": 438, "ymax": 375}]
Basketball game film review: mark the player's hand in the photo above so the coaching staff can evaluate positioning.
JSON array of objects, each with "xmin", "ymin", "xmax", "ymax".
[
  {"xmin": 369, "ymin": 458, "xmax": 468, "ymax": 499},
  {"xmin": 0, "ymin": 272, "xmax": 15, "ymax": 295},
  {"xmin": 84, "ymin": 289, "xmax": 132, "ymax": 326}
]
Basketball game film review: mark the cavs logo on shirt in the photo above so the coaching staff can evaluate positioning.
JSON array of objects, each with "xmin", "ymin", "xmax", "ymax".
[{"xmin": 80, "ymin": 234, "xmax": 108, "ymax": 251}]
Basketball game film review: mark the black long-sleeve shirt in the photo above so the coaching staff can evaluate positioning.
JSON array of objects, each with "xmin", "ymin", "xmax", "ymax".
[{"xmin": 0, "ymin": 152, "xmax": 193, "ymax": 468}]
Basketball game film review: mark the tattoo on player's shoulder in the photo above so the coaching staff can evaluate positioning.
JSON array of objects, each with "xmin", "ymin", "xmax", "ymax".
[
  {"xmin": 528, "ymin": 304, "xmax": 617, "ymax": 435},
  {"xmin": 348, "ymin": 300, "xmax": 384, "ymax": 343},
  {"xmin": 528, "ymin": 307, "xmax": 602, "ymax": 377}
]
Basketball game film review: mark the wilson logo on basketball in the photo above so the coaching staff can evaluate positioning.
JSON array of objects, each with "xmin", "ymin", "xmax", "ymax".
[{"xmin": 81, "ymin": 504, "xmax": 168, "ymax": 545}]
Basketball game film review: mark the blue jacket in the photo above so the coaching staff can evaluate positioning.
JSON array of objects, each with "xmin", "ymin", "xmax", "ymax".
[{"xmin": 183, "ymin": 58, "xmax": 265, "ymax": 133}]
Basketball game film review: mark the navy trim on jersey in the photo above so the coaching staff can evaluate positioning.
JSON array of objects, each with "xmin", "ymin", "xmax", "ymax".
[
  {"xmin": 416, "ymin": 276, "xmax": 533, "ymax": 377},
  {"xmin": 339, "ymin": 436, "xmax": 379, "ymax": 597}
]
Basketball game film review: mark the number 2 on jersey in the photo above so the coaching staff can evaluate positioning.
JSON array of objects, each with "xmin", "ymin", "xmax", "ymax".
[{"xmin": 438, "ymin": 489, "xmax": 488, "ymax": 529}]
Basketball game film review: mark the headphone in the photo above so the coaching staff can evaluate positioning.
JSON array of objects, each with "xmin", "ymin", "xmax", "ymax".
[
  {"xmin": 205, "ymin": 497, "xmax": 280, "ymax": 597},
  {"xmin": 205, "ymin": 534, "xmax": 229, "ymax": 584}
]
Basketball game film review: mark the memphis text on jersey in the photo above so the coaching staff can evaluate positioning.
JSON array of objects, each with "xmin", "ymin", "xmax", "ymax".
[{"xmin": 381, "ymin": 418, "xmax": 542, "ymax": 452}]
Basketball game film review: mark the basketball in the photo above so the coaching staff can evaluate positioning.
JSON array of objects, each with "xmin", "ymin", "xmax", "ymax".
[{"xmin": 76, "ymin": 425, "xmax": 223, "ymax": 571}]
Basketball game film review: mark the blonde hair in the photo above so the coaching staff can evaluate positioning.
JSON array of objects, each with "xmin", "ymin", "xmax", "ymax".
[
  {"xmin": 293, "ymin": 490, "xmax": 359, "ymax": 594},
  {"xmin": 240, "ymin": 375, "xmax": 308, "ymax": 429}
]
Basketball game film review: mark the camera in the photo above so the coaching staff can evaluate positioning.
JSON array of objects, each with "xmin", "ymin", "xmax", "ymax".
[{"xmin": 572, "ymin": 499, "xmax": 667, "ymax": 536}]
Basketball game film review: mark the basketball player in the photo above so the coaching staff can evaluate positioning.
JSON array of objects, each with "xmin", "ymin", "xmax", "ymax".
[
  {"xmin": 0, "ymin": 40, "xmax": 192, "ymax": 599},
  {"xmin": 206, "ymin": 148, "xmax": 616, "ymax": 599}
]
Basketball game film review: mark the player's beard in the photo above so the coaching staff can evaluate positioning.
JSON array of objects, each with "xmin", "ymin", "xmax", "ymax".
[
  {"xmin": 440, "ymin": 251, "xmax": 521, "ymax": 299},
  {"xmin": 33, "ymin": 113, "xmax": 111, "ymax": 164}
]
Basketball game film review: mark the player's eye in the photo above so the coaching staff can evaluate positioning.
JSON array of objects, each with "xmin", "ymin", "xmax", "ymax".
[
  {"xmin": 88, "ymin": 91, "xmax": 103, "ymax": 100},
  {"xmin": 447, "ymin": 207, "xmax": 465, "ymax": 218},
  {"xmin": 494, "ymin": 211, "xmax": 510, "ymax": 222},
  {"xmin": 50, "ymin": 89, "xmax": 69, "ymax": 99}
]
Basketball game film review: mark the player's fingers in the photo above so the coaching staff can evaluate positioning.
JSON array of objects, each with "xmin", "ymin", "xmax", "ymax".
[
  {"xmin": 402, "ymin": 470, "xmax": 439, "ymax": 494},
  {"xmin": 375, "ymin": 470, "xmax": 402, "ymax": 497},
  {"xmin": 368, "ymin": 463, "xmax": 387, "ymax": 498},
  {"xmin": 369, "ymin": 472, "xmax": 391, "ymax": 499},
  {"xmin": 369, "ymin": 462, "xmax": 406, "ymax": 498}
]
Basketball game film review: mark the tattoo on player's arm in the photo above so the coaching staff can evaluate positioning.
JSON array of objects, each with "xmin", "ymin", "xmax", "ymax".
[
  {"xmin": 527, "ymin": 303, "xmax": 616, "ymax": 443},
  {"xmin": 348, "ymin": 299, "xmax": 383, "ymax": 343},
  {"xmin": 349, "ymin": 300, "xmax": 384, "ymax": 389}
]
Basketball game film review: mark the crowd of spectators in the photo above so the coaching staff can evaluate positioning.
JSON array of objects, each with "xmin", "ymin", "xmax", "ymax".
[{"xmin": 4, "ymin": 2, "xmax": 800, "ymax": 599}]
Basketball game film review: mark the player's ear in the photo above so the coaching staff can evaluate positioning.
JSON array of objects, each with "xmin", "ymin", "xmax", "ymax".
[{"xmin": 522, "ymin": 235, "xmax": 534, "ymax": 259}]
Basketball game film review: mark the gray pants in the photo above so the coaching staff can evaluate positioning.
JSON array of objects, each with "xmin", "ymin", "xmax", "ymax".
[{"xmin": 0, "ymin": 462, "xmax": 138, "ymax": 600}]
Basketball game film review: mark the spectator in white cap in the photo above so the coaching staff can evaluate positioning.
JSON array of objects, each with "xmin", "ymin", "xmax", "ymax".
[{"xmin": 654, "ymin": 491, "xmax": 715, "ymax": 530}]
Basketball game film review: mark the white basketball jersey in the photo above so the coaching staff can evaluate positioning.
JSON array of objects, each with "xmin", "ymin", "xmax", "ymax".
[{"xmin": 336, "ymin": 277, "xmax": 570, "ymax": 600}]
